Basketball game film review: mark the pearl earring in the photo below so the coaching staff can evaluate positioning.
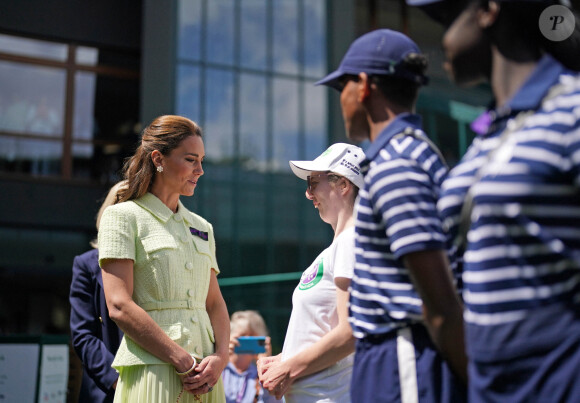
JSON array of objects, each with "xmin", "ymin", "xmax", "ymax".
[{"xmin": 157, "ymin": 166, "xmax": 163, "ymax": 173}]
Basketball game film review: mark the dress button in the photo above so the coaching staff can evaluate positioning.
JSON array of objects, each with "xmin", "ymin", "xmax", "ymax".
[
  {"xmin": 195, "ymin": 346, "xmax": 202, "ymax": 355},
  {"xmin": 188, "ymin": 289, "xmax": 195, "ymax": 297},
  {"xmin": 185, "ymin": 262, "xmax": 193, "ymax": 270},
  {"xmin": 191, "ymin": 316, "xmax": 198, "ymax": 323},
  {"xmin": 174, "ymin": 213, "xmax": 182, "ymax": 221},
  {"xmin": 180, "ymin": 235, "xmax": 188, "ymax": 243}
]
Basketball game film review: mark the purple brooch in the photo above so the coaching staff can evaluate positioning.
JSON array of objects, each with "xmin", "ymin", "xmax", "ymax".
[{"xmin": 190, "ymin": 227, "xmax": 208, "ymax": 241}]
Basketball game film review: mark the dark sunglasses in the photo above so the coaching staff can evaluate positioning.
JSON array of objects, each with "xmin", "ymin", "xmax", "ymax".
[{"xmin": 336, "ymin": 74, "xmax": 360, "ymax": 92}]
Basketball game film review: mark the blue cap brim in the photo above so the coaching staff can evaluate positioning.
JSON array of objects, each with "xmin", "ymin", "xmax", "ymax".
[
  {"xmin": 406, "ymin": 0, "xmax": 442, "ymax": 5},
  {"xmin": 406, "ymin": 0, "xmax": 469, "ymax": 25},
  {"xmin": 314, "ymin": 69, "xmax": 345, "ymax": 91}
]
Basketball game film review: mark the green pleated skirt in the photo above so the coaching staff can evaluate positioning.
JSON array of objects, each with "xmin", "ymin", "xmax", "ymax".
[{"xmin": 113, "ymin": 364, "xmax": 225, "ymax": 403}]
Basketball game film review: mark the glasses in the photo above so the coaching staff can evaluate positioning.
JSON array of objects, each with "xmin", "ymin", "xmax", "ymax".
[
  {"xmin": 307, "ymin": 173, "xmax": 338, "ymax": 193},
  {"xmin": 336, "ymin": 74, "xmax": 360, "ymax": 92}
]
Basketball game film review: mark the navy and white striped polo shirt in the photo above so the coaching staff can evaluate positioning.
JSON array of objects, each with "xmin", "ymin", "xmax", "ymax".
[
  {"xmin": 438, "ymin": 55, "xmax": 580, "ymax": 361},
  {"xmin": 349, "ymin": 113, "xmax": 449, "ymax": 339}
]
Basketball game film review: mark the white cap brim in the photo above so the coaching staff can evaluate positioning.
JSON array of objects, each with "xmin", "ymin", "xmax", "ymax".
[
  {"xmin": 289, "ymin": 160, "xmax": 331, "ymax": 181},
  {"xmin": 288, "ymin": 143, "xmax": 365, "ymax": 189}
]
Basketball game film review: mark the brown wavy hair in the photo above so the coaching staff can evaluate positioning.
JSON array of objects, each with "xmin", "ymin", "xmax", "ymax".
[{"xmin": 116, "ymin": 115, "xmax": 203, "ymax": 203}]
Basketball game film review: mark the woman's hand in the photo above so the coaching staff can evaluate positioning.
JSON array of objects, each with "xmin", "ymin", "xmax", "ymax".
[
  {"xmin": 257, "ymin": 354, "xmax": 281, "ymax": 380},
  {"xmin": 258, "ymin": 360, "xmax": 293, "ymax": 400},
  {"xmin": 181, "ymin": 354, "xmax": 227, "ymax": 395},
  {"xmin": 228, "ymin": 334, "xmax": 241, "ymax": 356}
]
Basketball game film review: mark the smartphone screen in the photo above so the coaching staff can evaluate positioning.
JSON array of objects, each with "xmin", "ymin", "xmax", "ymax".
[{"xmin": 234, "ymin": 336, "xmax": 266, "ymax": 354}]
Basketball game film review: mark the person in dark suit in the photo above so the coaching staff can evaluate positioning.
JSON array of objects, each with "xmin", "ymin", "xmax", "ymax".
[{"xmin": 70, "ymin": 181, "xmax": 126, "ymax": 403}]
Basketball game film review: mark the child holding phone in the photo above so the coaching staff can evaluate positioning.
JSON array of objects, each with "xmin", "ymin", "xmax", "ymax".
[{"xmin": 223, "ymin": 311, "xmax": 283, "ymax": 403}]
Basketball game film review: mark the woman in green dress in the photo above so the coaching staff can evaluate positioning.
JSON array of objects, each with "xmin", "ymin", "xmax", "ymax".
[{"xmin": 98, "ymin": 115, "xmax": 229, "ymax": 402}]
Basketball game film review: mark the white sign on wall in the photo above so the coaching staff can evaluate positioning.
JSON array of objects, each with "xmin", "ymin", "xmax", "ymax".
[
  {"xmin": 0, "ymin": 344, "xmax": 40, "ymax": 403},
  {"xmin": 37, "ymin": 345, "xmax": 68, "ymax": 403}
]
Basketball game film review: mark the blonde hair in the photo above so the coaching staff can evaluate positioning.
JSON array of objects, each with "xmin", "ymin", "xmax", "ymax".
[
  {"xmin": 230, "ymin": 310, "xmax": 269, "ymax": 337},
  {"xmin": 90, "ymin": 180, "xmax": 128, "ymax": 248}
]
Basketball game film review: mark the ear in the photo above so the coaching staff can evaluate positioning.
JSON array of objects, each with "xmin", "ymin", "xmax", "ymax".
[
  {"xmin": 338, "ymin": 177, "xmax": 350, "ymax": 196},
  {"xmin": 357, "ymin": 72, "xmax": 371, "ymax": 103},
  {"xmin": 151, "ymin": 150, "xmax": 163, "ymax": 168},
  {"xmin": 478, "ymin": 0, "xmax": 500, "ymax": 29}
]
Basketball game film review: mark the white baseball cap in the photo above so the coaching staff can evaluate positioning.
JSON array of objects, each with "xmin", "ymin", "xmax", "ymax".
[{"xmin": 289, "ymin": 143, "xmax": 365, "ymax": 189}]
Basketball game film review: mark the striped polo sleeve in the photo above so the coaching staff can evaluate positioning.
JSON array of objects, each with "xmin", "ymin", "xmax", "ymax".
[{"xmin": 366, "ymin": 146, "xmax": 446, "ymax": 258}]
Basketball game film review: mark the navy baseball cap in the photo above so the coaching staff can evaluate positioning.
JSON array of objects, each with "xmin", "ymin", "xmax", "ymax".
[
  {"xmin": 406, "ymin": 0, "xmax": 569, "ymax": 25},
  {"xmin": 315, "ymin": 29, "xmax": 429, "ymax": 91}
]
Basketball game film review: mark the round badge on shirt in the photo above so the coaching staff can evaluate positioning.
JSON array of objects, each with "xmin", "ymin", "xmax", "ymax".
[{"xmin": 299, "ymin": 259, "xmax": 324, "ymax": 290}]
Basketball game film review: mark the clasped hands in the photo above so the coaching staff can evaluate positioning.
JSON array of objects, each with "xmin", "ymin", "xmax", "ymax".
[
  {"xmin": 257, "ymin": 355, "xmax": 293, "ymax": 400},
  {"xmin": 176, "ymin": 354, "xmax": 223, "ymax": 395}
]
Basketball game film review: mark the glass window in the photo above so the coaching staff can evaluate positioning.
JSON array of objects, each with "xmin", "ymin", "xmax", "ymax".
[
  {"xmin": 304, "ymin": 0, "xmax": 327, "ymax": 77},
  {"xmin": 0, "ymin": 60, "xmax": 66, "ymax": 177},
  {"xmin": 172, "ymin": 0, "xmax": 330, "ymax": 285},
  {"xmin": 177, "ymin": 0, "xmax": 202, "ymax": 61},
  {"xmin": 240, "ymin": 73, "xmax": 267, "ymax": 171},
  {"xmin": 0, "ymin": 33, "xmax": 140, "ymax": 182},
  {"xmin": 0, "ymin": 138, "xmax": 61, "ymax": 176},
  {"xmin": 176, "ymin": 64, "xmax": 201, "ymax": 123},
  {"xmin": 207, "ymin": 0, "xmax": 235, "ymax": 66},
  {"xmin": 271, "ymin": 175, "xmax": 301, "ymax": 239},
  {"xmin": 0, "ymin": 61, "xmax": 66, "ymax": 135},
  {"xmin": 71, "ymin": 71, "xmax": 97, "ymax": 180},
  {"xmin": 0, "ymin": 33, "xmax": 67, "ymax": 61},
  {"xmin": 90, "ymin": 75, "xmax": 139, "ymax": 143},
  {"xmin": 75, "ymin": 47, "xmax": 99, "ymax": 66},
  {"xmin": 272, "ymin": 77, "xmax": 299, "ymax": 171},
  {"xmin": 71, "ymin": 72, "xmax": 139, "ymax": 182},
  {"xmin": 241, "ymin": 0, "xmax": 268, "ymax": 71},
  {"xmin": 206, "ymin": 169, "xmax": 235, "ymax": 239},
  {"xmin": 304, "ymin": 83, "xmax": 327, "ymax": 160},
  {"xmin": 73, "ymin": 72, "xmax": 97, "ymax": 144},
  {"xmin": 204, "ymin": 68, "xmax": 235, "ymax": 163},
  {"xmin": 238, "ymin": 173, "xmax": 268, "ymax": 240},
  {"xmin": 273, "ymin": 0, "xmax": 299, "ymax": 75}
]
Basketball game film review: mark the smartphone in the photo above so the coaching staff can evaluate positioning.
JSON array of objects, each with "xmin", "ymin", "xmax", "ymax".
[{"xmin": 234, "ymin": 336, "xmax": 266, "ymax": 354}]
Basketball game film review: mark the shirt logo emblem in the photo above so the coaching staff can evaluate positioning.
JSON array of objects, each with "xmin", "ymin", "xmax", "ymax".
[{"xmin": 299, "ymin": 258, "xmax": 323, "ymax": 290}]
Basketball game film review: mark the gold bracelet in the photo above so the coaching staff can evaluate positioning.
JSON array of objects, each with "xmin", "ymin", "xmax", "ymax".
[{"xmin": 175, "ymin": 356, "xmax": 197, "ymax": 376}]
